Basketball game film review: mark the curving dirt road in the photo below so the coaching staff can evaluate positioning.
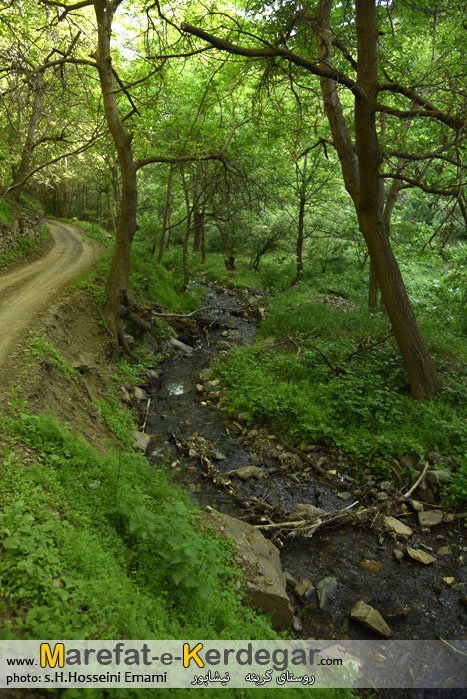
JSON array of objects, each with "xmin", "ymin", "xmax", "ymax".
[{"xmin": 0, "ymin": 219, "xmax": 98, "ymax": 365}]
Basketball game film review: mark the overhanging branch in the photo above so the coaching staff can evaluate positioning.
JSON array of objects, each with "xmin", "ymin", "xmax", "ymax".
[
  {"xmin": 380, "ymin": 172, "xmax": 462, "ymax": 196},
  {"xmin": 181, "ymin": 22, "xmax": 361, "ymax": 98}
]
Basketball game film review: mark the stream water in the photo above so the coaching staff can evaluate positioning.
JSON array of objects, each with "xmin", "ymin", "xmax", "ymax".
[{"xmin": 136, "ymin": 282, "xmax": 466, "ymax": 642}]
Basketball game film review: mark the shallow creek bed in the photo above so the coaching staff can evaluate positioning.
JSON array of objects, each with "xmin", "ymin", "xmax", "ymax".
[{"xmin": 132, "ymin": 282, "xmax": 466, "ymax": 642}]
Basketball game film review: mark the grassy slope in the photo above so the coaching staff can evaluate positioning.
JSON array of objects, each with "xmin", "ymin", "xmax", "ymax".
[
  {"xmin": 195, "ymin": 243, "xmax": 467, "ymax": 505},
  {"xmin": 0, "ymin": 219, "xmax": 351, "ymax": 698}
]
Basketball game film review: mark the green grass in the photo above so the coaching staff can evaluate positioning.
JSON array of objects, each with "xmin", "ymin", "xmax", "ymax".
[
  {"xmin": 130, "ymin": 234, "xmax": 202, "ymax": 313},
  {"xmin": 0, "ymin": 197, "xmax": 15, "ymax": 224},
  {"xmin": 213, "ymin": 258, "xmax": 467, "ymax": 505},
  {"xmin": 161, "ymin": 247, "xmax": 296, "ymax": 290},
  {"xmin": 26, "ymin": 335, "xmax": 80, "ymax": 382},
  {"xmin": 69, "ymin": 219, "xmax": 111, "ymax": 245},
  {"xmin": 0, "ymin": 409, "xmax": 278, "ymax": 641},
  {"xmin": 0, "ymin": 411, "xmax": 352, "ymax": 699}
]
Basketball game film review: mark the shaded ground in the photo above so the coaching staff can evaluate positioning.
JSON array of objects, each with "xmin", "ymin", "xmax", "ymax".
[
  {"xmin": 0, "ymin": 234, "xmax": 464, "ymax": 678},
  {"xmin": 138, "ymin": 282, "xmax": 466, "ymax": 642}
]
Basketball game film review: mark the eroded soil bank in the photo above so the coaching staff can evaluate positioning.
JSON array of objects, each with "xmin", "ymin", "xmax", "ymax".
[{"xmin": 134, "ymin": 281, "xmax": 466, "ymax": 642}]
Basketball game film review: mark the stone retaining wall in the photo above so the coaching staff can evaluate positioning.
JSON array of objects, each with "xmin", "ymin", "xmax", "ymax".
[{"xmin": 0, "ymin": 209, "xmax": 44, "ymax": 255}]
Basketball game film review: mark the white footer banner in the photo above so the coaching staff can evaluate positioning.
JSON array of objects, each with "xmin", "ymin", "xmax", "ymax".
[{"xmin": 0, "ymin": 640, "xmax": 465, "ymax": 689}]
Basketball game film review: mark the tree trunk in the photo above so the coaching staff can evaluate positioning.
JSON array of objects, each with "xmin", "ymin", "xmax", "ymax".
[
  {"xmin": 200, "ymin": 210, "xmax": 206, "ymax": 263},
  {"xmin": 193, "ymin": 207, "xmax": 205, "ymax": 253},
  {"xmin": 458, "ymin": 196, "xmax": 467, "ymax": 230},
  {"xmin": 316, "ymin": 0, "xmax": 441, "ymax": 399},
  {"xmin": 293, "ymin": 152, "xmax": 308, "ymax": 286},
  {"xmin": 353, "ymin": 0, "xmax": 441, "ymax": 399},
  {"xmin": 94, "ymin": 0, "xmax": 148, "ymax": 354},
  {"xmin": 9, "ymin": 73, "xmax": 45, "ymax": 200},
  {"xmin": 192, "ymin": 164, "xmax": 203, "ymax": 252},
  {"xmin": 217, "ymin": 222, "xmax": 235, "ymax": 270},
  {"xmin": 368, "ymin": 257, "xmax": 378, "ymax": 312},
  {"xmin": 155, "ymin": 163, "xmax": 174, "ymax": 261},
  {"xmin": 180, "ymin": 165, "xmax": 191, "ymax": 292},
  {"xmin": 105, "ymin": 189, "xmax": 117, "ymax": 231}
]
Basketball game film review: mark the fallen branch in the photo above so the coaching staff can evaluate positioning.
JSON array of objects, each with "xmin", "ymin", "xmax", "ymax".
[
  {"xmin": 258, "ymin": 334, "xmax": 302, "ymax": 357},
  {"xmin": 171, "ymin": 432, "xmax": 397, "ymax": 540},
  {"xmin": 281, "ymin": 441, "xmax": 328, "ymax": 476},
  {"xmin": 309, "ymin": 343, "xmax": 336, "ymax": 372},
  {"xmin": 254, "ymin": 504, "xmax": 377, "ymax": 538},
  {"xmin": 401, "ymin": 461, "xmax": 429, "ymax": 499},
  {"xmin": 287, "ymin": 334, "xmax": 302, "ymax": 357},
  {"xmin": 338, "ymin": 330, "xmax": 394, "ymax": 369},
  {"xmin": 140, "ymin": 398, "xmax": 151, "ymax": 433},
  {"xmin": 151, "ymin": 305, "xmax": 246, "ymax": 319}
]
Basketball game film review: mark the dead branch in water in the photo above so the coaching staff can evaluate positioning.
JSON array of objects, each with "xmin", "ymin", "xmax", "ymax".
[{"xmin": 151, "ymin": 305, "xmax": 247, "ymax": 319}]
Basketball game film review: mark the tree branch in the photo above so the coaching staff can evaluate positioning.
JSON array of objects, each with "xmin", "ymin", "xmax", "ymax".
[
  {"xmin": 1, "ymin": 126, "xmax": 106, "ymax": 197},
  {"xmin": 380, "ymin": 172, "xmax": 462, "ymax": 196},
  {"xmin": 387, "ymin": 149, "xmax": 460, "ymax": 167},
  {"xmin": 331, "ymin": 38, "xmax": 357, "ymax": 70},
  {"xmin": 377, "ymin": 85, "xmax": 465, "ymax": 131},
  {"xmin": 38, "ymin": 0, "xmax": 93, "ymax": 22},
  {"xmin": 180, "ymin": 22, "xmax": 361, "ymax": 97},
  {"xmin": 135, "ymin": 151, "xmax": 226, "ymax": 171}
]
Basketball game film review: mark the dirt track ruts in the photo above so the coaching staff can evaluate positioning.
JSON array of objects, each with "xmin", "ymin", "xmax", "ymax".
[{"xmin": 0, "ymin": 219, "xmax": 98, "ymax": 366}]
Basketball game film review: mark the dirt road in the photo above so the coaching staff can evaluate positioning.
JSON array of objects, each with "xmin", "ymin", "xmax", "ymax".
[{"xmin": 0, "ymin": 219, "xmax": 98, "ymax": 366}]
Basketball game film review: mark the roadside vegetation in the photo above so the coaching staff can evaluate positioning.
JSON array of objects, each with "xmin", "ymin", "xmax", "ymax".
[{"xmin": 0, "ymin": 0, "xmax": 465, "ymax": 691}]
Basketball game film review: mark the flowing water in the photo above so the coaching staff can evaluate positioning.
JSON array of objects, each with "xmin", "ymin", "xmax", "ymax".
[{"xmin": 137, "ymin": 282, "xmax": 466, "ymax": 642}]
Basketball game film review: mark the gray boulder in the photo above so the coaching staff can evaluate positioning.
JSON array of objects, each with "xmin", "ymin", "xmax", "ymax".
[{"xmin": 204, "ymin": 509, "xmax": 294, "ymax": 628}]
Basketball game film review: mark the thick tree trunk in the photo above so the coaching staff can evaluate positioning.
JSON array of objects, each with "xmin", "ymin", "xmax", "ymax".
[
  {"xmin": 353, "ymin": 0, "xmax": 441, "ymax": 399},
  {"xmin": 316, "ymin": 0, "xmax": 441, "ymax": 399},
  {"xmin": 155, "ymin": 163, "xmax": 174, "ymax": 261},
  {"xmin": 94, "ymin": 0, "xmax": 147, "ymax": 354},
  {"xmin": 368, "ymin": 257, "xmax": 378, "ymax": 312}
]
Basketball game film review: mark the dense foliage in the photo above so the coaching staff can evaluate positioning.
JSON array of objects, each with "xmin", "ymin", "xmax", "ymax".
[{"xmin": 0, "ymin": 0, "xmax": 466, "ymax": 669}]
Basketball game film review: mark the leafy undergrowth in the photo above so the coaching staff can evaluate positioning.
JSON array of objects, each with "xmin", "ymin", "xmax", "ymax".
[
  {"xmin": 71, "ymin": 224, "xmax": 201, "ymax": 347},
  {"xmin": 0, "ymin": 408, "xmax": 276, "ymax": 641},
  {"xmin": 26, "ymin": 335, "xmax": 80, "ymax": 382},
  {"xmin": 0, "ymin": 410, "xmax": 352, "ymax": 698},
  {"xmin": 0, "ymin": 198, "xmax": 15, "ymax": 224},
  {"xmin": 215, "ymin": 283, "xmax": 467, "ymax": 506}
]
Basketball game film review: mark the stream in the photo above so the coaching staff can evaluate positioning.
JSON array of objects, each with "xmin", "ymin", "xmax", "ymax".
[{"xmin": 136, "ymin": 281, "xmax": 466, "ymax": 642}]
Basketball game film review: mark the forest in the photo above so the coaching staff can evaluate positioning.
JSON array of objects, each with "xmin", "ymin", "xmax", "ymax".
[{"xmin": 0, "ymin": 0, "xmax": 466, "ymax": 694}]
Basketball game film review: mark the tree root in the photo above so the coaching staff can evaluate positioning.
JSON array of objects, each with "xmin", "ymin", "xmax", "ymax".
[{"xmin": 103, "ymin": 291, "xmax": 153, "ymax": 359}]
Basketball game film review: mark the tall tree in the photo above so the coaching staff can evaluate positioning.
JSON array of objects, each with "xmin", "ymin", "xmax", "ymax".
[
  {"xmin": 180, "ymin": 0, "xmax": 465, "ymax": 398},
  {"xmin": 36, "ymin": 0, "xmax": 238, "ymax": 354}
]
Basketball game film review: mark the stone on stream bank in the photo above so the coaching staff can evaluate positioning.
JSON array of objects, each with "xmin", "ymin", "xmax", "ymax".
[
  {"xmin": 350, "ymin": 601, "xmax": 391, "ymax": 638},
  {"xmin": 133, "ymin": 386, "xmax": 148, "ymax": 401},
  {"xmin": 202, "ymin": 509, "xmax": 294, "ymax": 629},
  {"xmin": 235, "ymin": 465, "xmax": 266, "ymax": 481},
  {"xmin": 169, "ymin": 337, "xmax": 193, "ymax": 355},
  {"xmin": 418, "ymin": 510, "xmax": 443, "ymax": 528},
  {"xmin": 132, "ymin": 431, "xmax": 150, "ymax": 452},
  {"xmin": 316, "ymin": 576, "xmax": 337, "ymax": 610}
]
